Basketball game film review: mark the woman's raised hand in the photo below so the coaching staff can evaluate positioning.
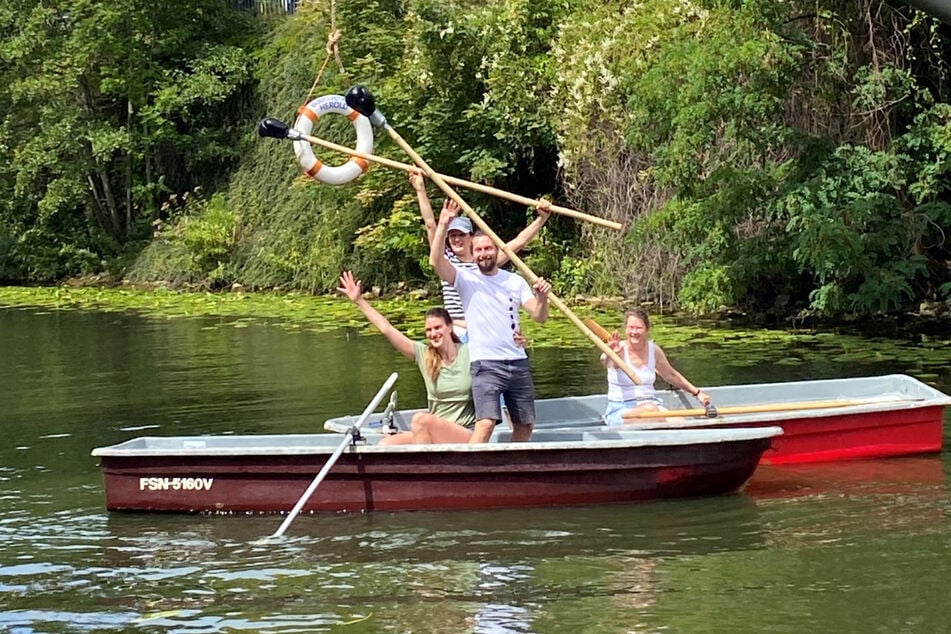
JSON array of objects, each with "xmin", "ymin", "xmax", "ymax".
[
  {"xmin": 439, "ymin": 198, "xmax": 461, "ymax": 225},
  {"xmin": 608, "ymin": 330, "xmax": 622, "ymax": 353},
  {"xmin": 337, "ymin": 271, "xmax": 363, "ymax": 302},
  {"xmin": 408, "ymin": 169, "xmax": 425, "ymax": 192}
]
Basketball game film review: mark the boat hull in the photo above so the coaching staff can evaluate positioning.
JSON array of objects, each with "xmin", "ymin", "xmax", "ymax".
[
  {"xmin": 734, "ymin": 405, "xmax": 944, "ymax": 464},
  {"xmin": 327, "ymin": 374, "xmax": 950, "ymax": 464},
  {"xmin": 94, "ymin": 431, "xmax": 777, "ymax": 514}
]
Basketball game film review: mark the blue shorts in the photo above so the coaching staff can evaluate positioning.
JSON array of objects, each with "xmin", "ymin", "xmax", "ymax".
[
  {"xmin": 604, "ymin": 398, "xmax": 663, "ymax": 426},
  {"xmin": 471, "ymin": 359, "xmax": 535, "ymax": 425}
]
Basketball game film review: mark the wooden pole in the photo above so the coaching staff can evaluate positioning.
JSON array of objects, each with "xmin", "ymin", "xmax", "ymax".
[
  {"xmin": 622, "ymin": 398, "xmax": 905, "ymax": 420},
  {"xmin": 294, "ymin": 130, "xmax": 623, "ymax": 231},
  {"xmin": 376, "ymin": 123, "xmax": 643, "ymax": 386}
]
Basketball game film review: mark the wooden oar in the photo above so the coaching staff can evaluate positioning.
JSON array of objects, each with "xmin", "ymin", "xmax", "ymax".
[
  {"xmin": 343, "ymin": 86, "xmax": 643, "ymax": 386},
  {"xmin": 263, "ymin": 372, "xmax": 398, "ymax": 541},
  {"xmin": 622, "ymin": 397, "xmax": 903, "ymax": 420},
  {"xmin": 257, "ymin": 118, "xmax": 622, "ymax": 231},
  {"xmin": 583, "ymin": 318, "xmax": 613, "ymax": 343}
]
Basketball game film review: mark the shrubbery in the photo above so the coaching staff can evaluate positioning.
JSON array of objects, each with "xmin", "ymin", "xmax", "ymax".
[{"xmin": 3, "ymin": 0, "xmax": 951, "ymax": 319}]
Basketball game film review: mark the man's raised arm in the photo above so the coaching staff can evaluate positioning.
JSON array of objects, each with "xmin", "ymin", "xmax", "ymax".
[{"xmin": 498, "ymin": 200, "xmax": 551, "ymax": 267}]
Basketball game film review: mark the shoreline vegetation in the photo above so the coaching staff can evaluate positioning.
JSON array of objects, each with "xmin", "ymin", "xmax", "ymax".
[{"xmin": 1, "ymin": 2, "xmax": 950, "ymax": 322}]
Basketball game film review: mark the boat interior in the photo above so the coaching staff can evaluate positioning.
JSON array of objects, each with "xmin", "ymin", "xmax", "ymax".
[{"xmin": 324, "ymin": 373, "xmax": 951, "ymax": 435}]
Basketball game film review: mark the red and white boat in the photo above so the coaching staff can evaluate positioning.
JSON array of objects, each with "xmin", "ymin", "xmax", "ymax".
[{"xmin": 326, "ymin": 374, "xmax": 950, "ymax": 465}]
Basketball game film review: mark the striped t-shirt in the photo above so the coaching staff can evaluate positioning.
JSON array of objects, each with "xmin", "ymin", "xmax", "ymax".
[{"xmin": 441, "ymin": 248, "xmax": 478, "ymax": 321}]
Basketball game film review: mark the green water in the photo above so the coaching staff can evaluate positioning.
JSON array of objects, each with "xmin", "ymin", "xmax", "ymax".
[{"xmin": 2, "ymin": 305, "xmax": 950, "ymax": 633}]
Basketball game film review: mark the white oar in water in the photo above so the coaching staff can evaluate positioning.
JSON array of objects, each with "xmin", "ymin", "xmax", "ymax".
[{"xmin": 262, "ymin": 372, "xmax": 399, "ymax": 541}]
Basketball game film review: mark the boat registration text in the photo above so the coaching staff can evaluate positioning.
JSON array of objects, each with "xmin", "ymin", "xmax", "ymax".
[{"xmin": 139, "ymin": 477, "xmax": 214, "ymax": 491}]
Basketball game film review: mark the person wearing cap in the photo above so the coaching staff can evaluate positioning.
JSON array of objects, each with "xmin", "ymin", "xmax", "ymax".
[
  {"xmin": 429, "ymin": 201, "xmax": 552, "ymax": 444},
  {"xmin": 410, "ymin": 171, "xmax": 550, "ymax": 339}
]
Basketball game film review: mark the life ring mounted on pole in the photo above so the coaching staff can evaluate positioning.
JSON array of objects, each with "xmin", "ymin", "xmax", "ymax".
[{"xmin": 293, "ymin": 94, "xmax": 374, "ymax": 185}]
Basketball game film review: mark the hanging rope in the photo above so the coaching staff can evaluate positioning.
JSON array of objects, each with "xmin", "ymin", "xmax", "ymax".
[{"xmin": 303, "ymin": 0, "xmax": 348, "ymax": 104}]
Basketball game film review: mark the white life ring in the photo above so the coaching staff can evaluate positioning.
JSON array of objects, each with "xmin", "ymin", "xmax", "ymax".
[{"xmin": 292, "ymin": 94, "xmax": 374, "ymax": 185}]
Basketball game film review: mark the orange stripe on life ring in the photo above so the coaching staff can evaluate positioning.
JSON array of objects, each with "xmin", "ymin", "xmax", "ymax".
[
  {"xmin": 346, "ymin": 110, "xmax": 360, "ymax": 121},
  {"xmin": 305, "ymin": 159, "xmax": 324, "ymax": 177},
  {"xmin": 297, "ymin": 106, "xmax": 318, "ymax": 123},
  {"xmin": 350, "ymin": 157, "xmax": 369, "ymax": 172}
]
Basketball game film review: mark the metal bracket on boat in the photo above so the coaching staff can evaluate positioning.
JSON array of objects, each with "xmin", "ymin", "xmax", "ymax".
[
  {"xmin": 380, "ymin": 390, "xmax": 399, "ymax": 435},
  {"xmin": 349, "ymin": 425, "xmax": 367, "ymax": 445},
  {"xmin": 704, "ymin": 402, "xmax": 719, "ymax": 418}
]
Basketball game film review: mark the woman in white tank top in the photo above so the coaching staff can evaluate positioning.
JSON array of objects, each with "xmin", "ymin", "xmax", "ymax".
[{"xmin": 601, "ymin": 309, "xmax": 711, "ymax": 426}]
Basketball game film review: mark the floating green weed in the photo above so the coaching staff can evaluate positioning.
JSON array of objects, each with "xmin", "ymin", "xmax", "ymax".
[{"xmin": 2, "ymin": 285, "xmax": 950, "ymax": 383}]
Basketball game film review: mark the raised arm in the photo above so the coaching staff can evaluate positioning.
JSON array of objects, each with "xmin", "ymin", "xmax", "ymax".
[
  {"xmin": 653, "ymin": 344, "xmax": 711, "ymax": 405},
  {"xmin": 337, "ymin": 271, "xmax": 415, "ymax": 360},
  {"xmin": 499, "ymin": 200, "xmax": 551, "ymax": 267},
  {"xmin": 429, "ymin": 200, "xmax": 459, "ymax": 284},
  {"xmin": 410, "ymin": 171, "xmax": 437, "ymax": 245},
  {"xmin": 522, "ymin": 277, "xmax": 551, "ymax": 324}
]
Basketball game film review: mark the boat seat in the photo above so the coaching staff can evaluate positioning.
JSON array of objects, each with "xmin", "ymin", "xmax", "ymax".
[{"xmin": 534, "ymin": 395, "xmax": 605, "ymax": 426}]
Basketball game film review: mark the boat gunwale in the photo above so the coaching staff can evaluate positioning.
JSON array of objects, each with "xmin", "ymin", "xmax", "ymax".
[{"xmin": 91, "ymin": 426, "xmax": 784, "ymax": 458}]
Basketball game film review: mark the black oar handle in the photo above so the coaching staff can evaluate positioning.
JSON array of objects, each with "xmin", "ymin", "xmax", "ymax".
[
  {"xmin": 345, "ymin": 85, "xmax": 388, "ymax": 127},
  {"xmin": 258, "ymin": 117, "xmax": 303, "ymax": 141}
]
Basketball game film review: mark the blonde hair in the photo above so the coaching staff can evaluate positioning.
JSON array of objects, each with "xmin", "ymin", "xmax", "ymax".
[{"xmin": 423, "ymin": 307, "xmax": 461, "ymax": 382}]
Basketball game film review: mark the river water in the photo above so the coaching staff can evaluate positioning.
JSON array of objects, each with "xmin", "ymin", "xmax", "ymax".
[{"xmin": 2, "ymin": 305, "xmax": 950, "ymax": 633}]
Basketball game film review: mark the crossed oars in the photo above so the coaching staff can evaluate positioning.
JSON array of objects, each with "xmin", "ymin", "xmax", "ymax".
[
  {"xmin": 257, "ymin": 119, "xmax": 621, "ymax": 231},
  {"xmin": 259, "ymin": 86, "xmax": 642, "ymax": 385}
]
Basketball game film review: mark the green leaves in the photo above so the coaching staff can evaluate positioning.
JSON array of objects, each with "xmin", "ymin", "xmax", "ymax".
[
  {"xmin": 4, "ymin": 0, "xmax": 950, "ymax": 321},
  {"xmin": 0, "ymin": 0, "xmax": 260, "ymax": 280}
]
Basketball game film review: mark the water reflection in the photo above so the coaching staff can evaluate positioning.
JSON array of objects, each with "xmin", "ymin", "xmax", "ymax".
[
  {"xmin": 749, "ymin": 456, "xmax": 950, "ymax": 552},
  {"xmin": 100, "ymin": 496, "xmax": 765, "ymax": 562},
  {"xmin": 29, "ymin": 499, "xmax": 761, "ymax": 632}
]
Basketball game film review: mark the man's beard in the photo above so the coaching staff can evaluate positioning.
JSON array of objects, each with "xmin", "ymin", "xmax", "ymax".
[{"xmin": 476, "ymin": 256, "xmax": 497, "ymax": 273}]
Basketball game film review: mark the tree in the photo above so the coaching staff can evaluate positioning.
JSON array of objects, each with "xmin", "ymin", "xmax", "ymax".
[{"xmin": 0, "ymin": 0, "xmax": 260, "ymax": 280}]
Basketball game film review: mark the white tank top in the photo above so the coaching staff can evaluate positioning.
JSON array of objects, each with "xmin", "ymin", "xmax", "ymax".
[{"xmin": 606, "ymin": 342, "xmax": 658, "ymax": 402}]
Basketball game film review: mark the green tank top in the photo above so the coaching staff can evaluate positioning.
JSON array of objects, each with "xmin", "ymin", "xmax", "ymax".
[{"xmin": 413, "ymin": 341, "xmax": 475, "ymax": 428}]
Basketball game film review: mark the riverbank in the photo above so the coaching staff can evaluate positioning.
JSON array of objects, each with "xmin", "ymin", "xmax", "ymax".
[
  {"xmin": 3, "ymin": 280, "xmax": 951, "ymax": 334},
  {"xmin": 2, "ymin": 284, "xmax": 950, "ymax": 385}
]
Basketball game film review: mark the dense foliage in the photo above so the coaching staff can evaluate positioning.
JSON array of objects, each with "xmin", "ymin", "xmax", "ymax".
[
  {"xmin": 0, "ymin": 0, "xmax": 261, "ymax": 281},
  {"xmin": 3, "ymin": 0, "xmax": 951, "ymax": 319}
]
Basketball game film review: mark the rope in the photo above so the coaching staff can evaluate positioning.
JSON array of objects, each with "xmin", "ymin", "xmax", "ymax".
[{"xmin": 303, "ymin": 0, "xmax": 348, "ymax": 104}]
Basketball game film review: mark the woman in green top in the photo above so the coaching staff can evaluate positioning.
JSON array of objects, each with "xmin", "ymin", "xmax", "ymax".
[{"xmin": 339, "ymin": 271, "xmax": 475, "ymax": 445}]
